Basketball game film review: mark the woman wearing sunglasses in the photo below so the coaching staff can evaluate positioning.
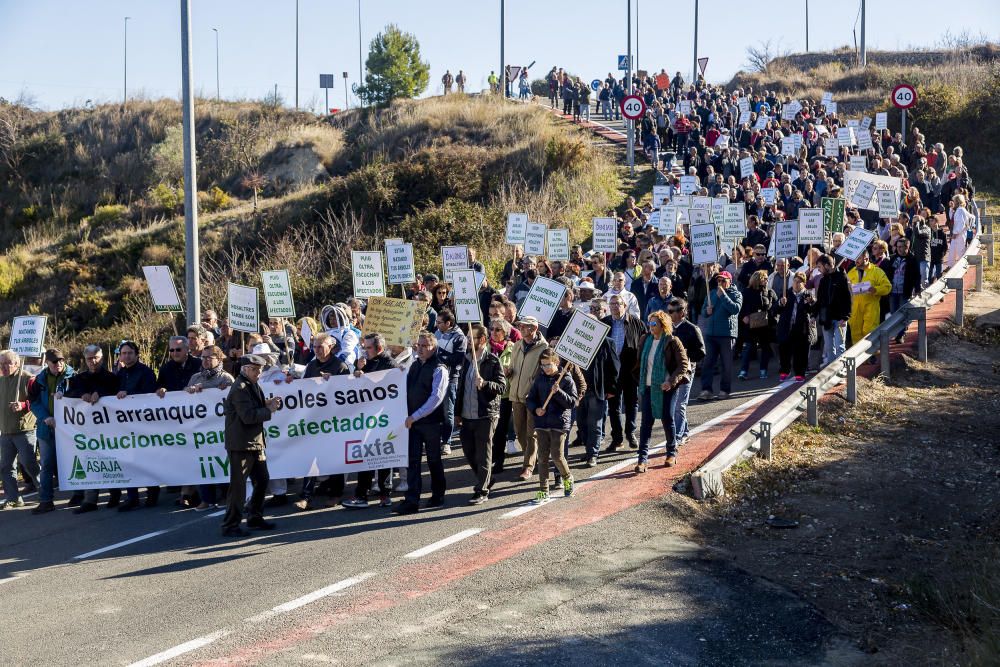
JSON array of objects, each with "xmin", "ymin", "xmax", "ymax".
[{"xmin": 636, "ymin": 310, "xmax": 689, "ymax": 471}]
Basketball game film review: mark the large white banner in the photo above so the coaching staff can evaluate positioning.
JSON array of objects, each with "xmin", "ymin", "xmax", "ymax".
[
  {"xmin": 844, "ymin": 170, "xmax": 901, "ymax": 212},
  {"xmin": 55, "ymin": 370, "xmax": 409, "ymax": 489}
]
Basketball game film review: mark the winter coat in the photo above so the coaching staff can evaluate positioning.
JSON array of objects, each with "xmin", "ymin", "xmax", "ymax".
[
  {"xmin": 525, "ymin": 371, "xmax": 578, "ymax": 432},
  {"xmin": 507, "ymin": 334, "xmax": 548, "ymax": 403},
  {"xmin": 455, "ymin": 350, "xmax": 506, "ymax": 419},
  {"xmin": 700, "ymin": 285, "xmax": 742, "ymax": 338},
  {"xmin": 30, "ymin": 365, "xmax": 76, "ymax": 442}
]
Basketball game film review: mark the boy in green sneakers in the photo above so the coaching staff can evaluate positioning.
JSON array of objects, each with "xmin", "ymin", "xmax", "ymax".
[{"xmin": 525, "ymin": 348, "xmax": 578, "ymax": 504}]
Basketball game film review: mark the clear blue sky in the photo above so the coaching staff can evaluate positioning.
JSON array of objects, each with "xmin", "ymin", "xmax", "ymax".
[{"xmin": 2, "ymin": 0, "xmax": 998, "ymax": 111}]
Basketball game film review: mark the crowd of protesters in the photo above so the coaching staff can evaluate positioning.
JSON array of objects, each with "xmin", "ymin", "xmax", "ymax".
[{"xmin": 0, "ymin": 64, "xmax": 981, "ymax": 537}]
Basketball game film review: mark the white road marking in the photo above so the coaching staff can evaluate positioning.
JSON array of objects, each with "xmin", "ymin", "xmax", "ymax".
[
  {"xmin": 73, "ymin": 530, "xmax": 172, "ymax": 560},
  {"xmin": 500, "ymin": 504, "xmax": 540, "ymax": 519},
  {"xmin": 270, "ymin": 572, "xmax": 376, "ymax": 613},
  {"xmin": 127, "ymin": 629, "xmax": 230, "ymax": 667},
  {"xmin": 205, "ymin": 509, "xmax": 226, "ymax": 517},
  {"xmin": 0, "ymin": 576, "xmax": 24, "ymax": 585},
  {"xmin": 404, "ymin": 528, "xmax": 482, "ymax": 559}
]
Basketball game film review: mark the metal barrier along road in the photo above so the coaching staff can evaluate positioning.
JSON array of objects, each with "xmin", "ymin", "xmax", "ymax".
[{"xmin": 690, "ymin": 235, "xmax": 988, "ymax": 500}]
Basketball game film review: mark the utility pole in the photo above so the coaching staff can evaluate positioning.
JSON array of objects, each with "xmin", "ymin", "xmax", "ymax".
[
  {"xmin": 212, "ymin": 28, "xmax": 220, "ymax": 100},
  {"xmin": 860, "ymin": 0, "xmax": 867, "ymax": 67},
  {"xmin": 500, "ymin": 0, "xmax": 505, "ymax": 98},
  {"xmin": 692, "ymin": 0, "xmax": 699, "ymax": 84},
  {"xmin": 358, "ymin": 0, "xmax": 363, "ymax": 106},
  {"xmin": 805, "ymin": 0, "xmax": 809, "ymax": 52},
  {"xmin": 180, "ymin": 0, "xmax": 200, "ymax": 325},
  {"xmin": 294, "ymin": 0, "xmax": 299, "ymax": 109},
  {"xmin": 626, "ymin": 0, "xmax": 634, "ymax": 177},
  {"xmin": 635, "ymin": 0, "xmax": 639, "ymax": 75},
  {"xmin": 124, "ymin": 16, "xmax": 131, "ymax": 105}
]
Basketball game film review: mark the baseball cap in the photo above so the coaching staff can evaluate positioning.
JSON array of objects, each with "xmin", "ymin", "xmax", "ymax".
[
  {"xmin": 44, "ymin": 348, "xmax": 65, "ymax": 363},
  {"xmin": 515, "ymin": 316, "xmax": 539, "ymax": 327},
  {"xmin": 240, "ymin": 354, "xmax": 268, "ymax": 367},
  {"xmin": 717, "ymin": 271, "xmax": 733, "ymax": 281}
]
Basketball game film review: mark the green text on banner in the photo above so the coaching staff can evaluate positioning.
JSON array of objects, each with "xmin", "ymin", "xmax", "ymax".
[
  {"xmin": 142, "ymin": 265, "xmax": 183, "ymax": 313},
  {"xmin": 261, "ymin": 270, "xmax": 295, "ymax": 318}
]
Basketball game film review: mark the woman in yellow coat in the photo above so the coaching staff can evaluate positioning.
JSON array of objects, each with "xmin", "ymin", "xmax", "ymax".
[{"xmin": 846, "ymin": 251, "xmax": 891, "ymax": 341}]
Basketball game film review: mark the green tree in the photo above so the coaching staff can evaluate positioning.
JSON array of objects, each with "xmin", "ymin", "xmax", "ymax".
[{"xmin": 358, "ymin": 24, "xmax": 430, "ymax": 106}]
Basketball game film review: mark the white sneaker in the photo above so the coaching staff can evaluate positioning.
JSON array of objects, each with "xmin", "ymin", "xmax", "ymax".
[
  {"xmin": 505, "ymin": 439, "xmax": 519, "ymax": 455},
  {"xmin": 371, "ymin": 482, "xmax": 381, "ymax": 494},
  {"xmin": 395, "ymin": 479, "xmax": 409, "ymax": 493},
  {"xmin": 442, "ymin": 444, "xmax": 452, "ymax": 456}
]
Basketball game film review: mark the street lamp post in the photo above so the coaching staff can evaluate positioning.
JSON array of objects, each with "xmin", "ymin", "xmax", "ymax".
[
  {"xmin": 626, "ymin": 0, "xmax": 634, "ymax": 177},
  {"xmin": 358, "ymin": 0, "xmax": 363, "ymax": 106},
  {"xmin": 500, "ymin": 0, "xmax": 505, "ymax": 99},
  {"xmin": 212, "ymin": 28, "xmax": 220, "ymax": 100},
  {"xmin": 805, "ymin": 0, "xmax": 809, "ymax": 52},
  {"xmin": 180, "ymin": 0, "xmax": 201, "ymax": 324},
  {"xmin": 294, "ymin": 0, "xmax": 299, "ymax": 109},
  {"xmin": 124, "ymin": 16, "xmax": 131, "ymax": 104},
  {"xmin": 692, "ymin": 0, "xmax": 699, "ymax": 84}
]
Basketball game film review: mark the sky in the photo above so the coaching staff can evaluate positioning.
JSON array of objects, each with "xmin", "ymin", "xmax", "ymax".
[{"xmin": 2, "ymin": 0, "xmax": 999, "ymax": 112}]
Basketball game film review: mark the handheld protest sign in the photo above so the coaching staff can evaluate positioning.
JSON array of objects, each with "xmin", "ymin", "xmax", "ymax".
[
  {"xmin": 261, "ymin": 270, "xmax": 296, "ymax": 318},
  {"xmin": 351, "ymin": 250, "xmax": 386, "ymax": 297},
  {"xmin": 688, "ymin": 208, "xmax": 710, "ymax": 226},
  {"xmin": 227, "ymin": 282, "xmax": 259, "ymax": 334},
  {"xmin": 362, "ymin": 297, "xmax": 424, "ymax": 349},
  {"xmin": 9, "ymin": 316, "xmax": 47, "ymax": 358},
  {"xmin": 836, "ymin": 126, "xmax": 855, "ymax": 147},
  {"xmin": 739, "ymin": 157, "xmax": 754, "ymax": 179},
  {"xmin": 672, "ymin": 194, "xmax": 692, "ymax": 208},
  {"xmin": 451, "ymin": 269, "xmax": 482, "ymax": 323},
  {"xmin": 592, "ymin": 218, "xmax": 618, "ymax": 253},
  {"xmin": 142, "ymin": 265, "xmax": 183, "ymax": 313},
  {"xmin": 844, "ymin": 170, "xmax": 902, "ymax": 212},
  {"xmin": 680, "ymin": 175, "xmax": 698, "ymax": 195},
  {"xmin": 554, "ymin": 310, "xmax": 611, "ymax": 371},
  {"xmin": 506, "ymin": 213, "xmax": 528, "ymax": 244},
  {"xmin": 824, "ymin": 136, "xmax": 840, "ymax": 155},
  {"xmin": 835, "ymin": 227, "xmax": 878, "ymax": 261},
  {"xmin": 857, "ymin": 130, "xmax": 874, "ymax": 152},
  {"xmin": 546, "ymin": 228, "xmax": 570, "ymax": 261},
  {"xmin": 752, "ymin": 115, "xmax": 769, "ymax": 131},
  {"xmin": 822, "ymin": 197, "xmax": 845, "ymax": 237},
  {"xmin": 875, "ymin": 112, "xmax": 888, "ymax": 131},
  {"xmin": 516, "ymin": 276, "xmax": 567, "ymax": 328},
  {"xmin": 689, "ymin": 223, "xmax": 719, "ymax": 266},
  {"xmin": 877, "ymin": 190, "xmax": 899, "ymax": 219},
  {"xmin": 646, "ymin": 209, "xmax": 660, "ymax": 231},
  {"xmin": 711, "ymin": 197, "xmax": 727, "ymax": 226},
  {"xmin": 798, "ymin": 209, "xmax": 824, "ymax": 245},
  {"xmin": 691, "ymin": 196, "xmax": 711, "ymax": 211},
  {"xmin": 773, "ymin": 221, "xmax": 798, "ymax": 259},
  {"xmin": 652, "ymin": 185, "xmax": 671, "ymax": 208},
  {"xmin": 781, "ymin": 136, "xmax": 796, "ymax": 157},
  {"xmin": 761, "ymin": 187, "xmax": 777, "ymax": 206},
  {"xmin": 849, "ymin": 180, "xmax": 878, "ymax": 209},
  {"xmin": 441, "ymin": 245, "xmax": 469, "ymax": 282},
  {"xmin": 524, "ymin": 222, "xmax": 546, "ymax": 257},
  {"xmin": 658, "ymin": 205, "xmax": 678, "ymax": 236},
  {"xmin": 384, "ymin": 238, "xmax": 403, "ymax": 246},
  {"xmin": 386, "ymin": 242, "xmax": 416, "ymax": 285},
  {"xmin": 723, "ymin": 204, "xmax": 745, "ymax": 240},
  {"xmin": 849, "ymin": 155, "xmax": 867, "ymax": 173}
]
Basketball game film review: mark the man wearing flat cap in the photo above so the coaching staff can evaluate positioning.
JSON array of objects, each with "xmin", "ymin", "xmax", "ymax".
[{"xmin": 221, "ymin": 354, "xmax": 282, "ymax": 537}]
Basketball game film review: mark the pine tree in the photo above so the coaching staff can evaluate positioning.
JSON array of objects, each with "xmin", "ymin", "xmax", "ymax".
[{"xmin": 357, "ymin": 24, "xmax": 430, "ymax": 106}]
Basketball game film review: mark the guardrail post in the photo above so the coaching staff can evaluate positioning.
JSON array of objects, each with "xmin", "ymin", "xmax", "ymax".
[
  {"xmin": 758, "ymin": 421, "xmax": 772, "ymax": 461},
  {"xmin": 880, "ymin": 331, "xmax": 891, "ymax": 379},
  {"xmin": 845, "ymin": 357, "xmax": 857, "ymax": 404},
  {"xmin": 908, "ymin": 305, "xmax": 928, "ymax": 362},
  {"xmin": 983, "ymin": 234, "xmax": 995, "ymax": 266},
  {"xmin": 968, "ymin": 255, "xmax": 984, "ymax": 292},
  {"xmin": 947, "ymin": 277, "xmax": 965, "ymax": 324},
  {"xmin": 806, "ymin": 386, "xmax": 818, "ymax": 427}
]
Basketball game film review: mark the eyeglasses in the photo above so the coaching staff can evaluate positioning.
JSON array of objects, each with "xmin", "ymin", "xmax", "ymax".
[
  {"xmin": 169, "ymin": 348, "xmax": 184, "ymax": 352},
  {"xmin": 201, "ymin": 356, "xmax": 217, "ymax": 361},
  {"xmin": 646, "ymin": 321, "xmax": 658, "ymax": 326},
  {"xmin": 667, "ymin": 308, "xmax": 683, "ymax": 313}
]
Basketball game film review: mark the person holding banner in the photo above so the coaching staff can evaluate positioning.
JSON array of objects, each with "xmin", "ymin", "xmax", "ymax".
[
  {"xmin": 455, "ymin": 324, "xmax": 506, "ymax": 505},
  {"xmin": 114, "ymin": 341, "xmax": 159, "ymax": 511},
  {"xmin": 27, "ymin": 349, "xmax": 75, "ymax": 514},
  {"xmin": 0, "ymin": 351, "xmax": 39, "ymax": 510},
  {"xmin": 220, "ymin": 354, "xmax": 282, "ymax": 537},
  {"xmin": 636, "ymin": 311, "xmax": 689, "ymax": 471},
  {"xmin": 156, "ymin": 336, "xmax": 202, "ymax": 398},
  {"xmin": 185, "ymin": 346, "xmax": 235, "ymax": 511},
  {"xmin": 525, "ymin": 348, "xmax": 577, "ymax": 504},
  {"xmin": 394, "ymin": 332, "xmax": 450, "ymax": 515}
]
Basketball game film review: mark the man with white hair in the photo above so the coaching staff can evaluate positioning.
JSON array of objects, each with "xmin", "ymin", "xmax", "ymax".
[
  {"xmin": 0, "ymin": 350, "xmax": 38, "ymax": 509},
  {"xmin": 606, "ymin": 271, "xmax": 641, "ymax": 318}
]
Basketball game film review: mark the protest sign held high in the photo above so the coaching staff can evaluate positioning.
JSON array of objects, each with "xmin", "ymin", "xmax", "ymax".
[
  {"xmin": 554, "ymin": 310, "xmax": 611, "ymax": 370},
  {"xmin": 261, "ymin": 270, "xmax": 295, "ymax": 318},
  {"xmin": 351, "ymin": 251, "xmax": 386, "ymax": 298},
  {"xmin": 227, "ymin": 283, "xmax": 259, "ymax": 334},
  {"xmin": 362, "ymin": 297, "xmax": 424, "ymax": 349},
  {"xmin": 517, "ymin": 276, "xmax": 567, "ymax": 328}
]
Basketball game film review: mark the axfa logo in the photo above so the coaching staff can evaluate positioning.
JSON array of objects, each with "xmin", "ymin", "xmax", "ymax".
[
  {"xmin": 345, "ymin": 431, "xmax": 398, "ymax": 464},
  {"xmin": 68, "ymin": 455, "xmax": 122, "ymax": 480}
]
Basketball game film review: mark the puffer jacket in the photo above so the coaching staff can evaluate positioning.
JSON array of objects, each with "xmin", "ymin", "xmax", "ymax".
[
  {"xmin": 507, "ymin": 334, "xmax": 548, "ymax": 403},
  {"xmin": 525, "ymin": 371, "xmax": 578, "ymax": 432},
  {"xmin": 320, "ymin": 304, "xmax": 361, "ymax": 365},
  {"xmin": 700, "ymin": 285, "xmax": 743, "ymax": 338}
]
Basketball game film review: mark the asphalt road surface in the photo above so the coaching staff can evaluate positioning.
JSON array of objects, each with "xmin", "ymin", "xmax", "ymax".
[{"xmin": 1, "ymin": 372, "xmax": 856, "ymax": 666}]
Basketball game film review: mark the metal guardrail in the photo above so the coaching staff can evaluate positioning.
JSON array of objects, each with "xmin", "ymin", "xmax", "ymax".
[{"xmin": 690, "ymin": 235, "xmax": 989, "ymax": 500}]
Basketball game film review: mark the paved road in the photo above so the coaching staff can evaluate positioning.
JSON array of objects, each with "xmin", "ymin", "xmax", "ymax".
[{"xmin": 0, "ymin": 372, "xmax": 856, "ymax": 666}]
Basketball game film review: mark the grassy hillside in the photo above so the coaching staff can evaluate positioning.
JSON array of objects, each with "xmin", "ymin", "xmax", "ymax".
[
  {"xmin": 0, "ymin": 94, "xmax": 620, "ymax": 359},
  {"xmin": 728, "ymin": 46, "xmax": 1000, "ymax": 191}
]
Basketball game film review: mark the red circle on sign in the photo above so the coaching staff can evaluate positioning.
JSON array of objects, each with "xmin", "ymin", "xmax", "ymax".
[
  {"xmin": 891, "ymin": 84, "xmax": 917, "ymax": 109},
  {"xmin": 620, "ymin": 94, "xmax": 646, "ymax": 120}
]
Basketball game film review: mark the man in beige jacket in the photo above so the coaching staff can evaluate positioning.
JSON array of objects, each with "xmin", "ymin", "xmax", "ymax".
[
  {"xmin": 0, "ymin": 350, "xmax": 38, "ymax": 509},
  {"xmin": 506, "ymin": 317, "xmax": 547, "ymax": 481}
]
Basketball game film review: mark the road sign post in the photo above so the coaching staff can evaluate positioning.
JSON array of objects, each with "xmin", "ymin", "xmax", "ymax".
[
  {"xmin": 620, "ymin": 94, "xmax": 646, "ymax": 121},
  {"xmin": 892, "ymin": 83, "xmax": 917, "ymax": 140},
  {"xmin": 320, "ymin": 74, "xmax": 334, "ymax": 115}
]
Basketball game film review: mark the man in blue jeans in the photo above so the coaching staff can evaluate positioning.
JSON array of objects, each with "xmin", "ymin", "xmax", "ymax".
[
  {"xmin": 434, "ymin": 309, "xmax": 467, "ymax": 456},
  {"xmin": 575, "ymin": 300, "xmax": 620, "ymax": 467},
  {"xmin": 668, "ymin": 299, "xmax": 705, "ymax": 442},
  {"xmin": 28, "ymin": 348, "xmax": 75, "ymax": 514},
  {"xmin": 0, "ymin": 351, "xmax": 38, "ymax": 510},
  {"xmin": 698, "ymin": 271, "xmax": 741, "ymax": 400}
]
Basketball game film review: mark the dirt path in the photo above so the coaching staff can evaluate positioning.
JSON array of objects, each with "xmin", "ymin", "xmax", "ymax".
[{"xmin": 667, "ymin": 287, "xmax": 1000, "ymax": 666}]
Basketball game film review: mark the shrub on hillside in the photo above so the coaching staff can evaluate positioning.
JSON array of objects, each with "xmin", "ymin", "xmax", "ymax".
[
  {"xmin": 64, "ymin": 284, "xmax": 110, "ymax": 329},
  {"xmin": 151, "ymin": 123, "xmax": 185, "ymax": 185},
  {"xmin": 92, "ymin": 204, "xmax": 129, "ymax": 227},
  {"xmin": 198, "ymin": 186, "xmax": 233, "ymax": 213},
  {"xmin": 544, "ymin": 135, "xmax": 588, "ymax": 174},
  {"xmin": 147, "ymin": 182, "xmax": 182, "ymax": 215},
  {"xmin": 0, "ymin": 256, "xmax": 25, "ymax": 298}
]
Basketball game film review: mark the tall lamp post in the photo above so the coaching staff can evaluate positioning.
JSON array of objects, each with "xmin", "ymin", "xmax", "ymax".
[
  {"xmin": 358, "ymin": 0, "xmax": 363, "ymax": 106},
  {"xmin": 294, "ymin": 0, "xmax": 299, "ymax": 109},
  {"xmin": 124, "ymin": 16, "xmax": 131, "ymax": 104},
  {"xmin": 180, "ymin": 0, "xmax": 201, "ymax": 324},
  {"xmin": 212, "ymin": 28, "xmax": 220, "ymax": 100}
]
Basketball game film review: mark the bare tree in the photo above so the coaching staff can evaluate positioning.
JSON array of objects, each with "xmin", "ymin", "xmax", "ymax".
[{"xmin": 744, "ymin": 39, "xmax": 790, "ymax": 73}]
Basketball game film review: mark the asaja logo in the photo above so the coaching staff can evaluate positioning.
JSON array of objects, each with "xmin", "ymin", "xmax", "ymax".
[
  {"xmin": 344, "ymin": 431, "xmax": 398, "ymax": 465},
  {"xmin": 69, "ymin": 455, "xmax": 87, "ymax": 481}
]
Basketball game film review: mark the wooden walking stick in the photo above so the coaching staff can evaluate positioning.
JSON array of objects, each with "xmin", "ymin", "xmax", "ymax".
[{"xmin": 540, "ymin": 361, "xmax": 569, "ymax": 411}]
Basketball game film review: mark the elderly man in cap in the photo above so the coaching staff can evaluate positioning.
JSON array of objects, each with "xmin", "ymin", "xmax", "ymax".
[
  {"xmin": 221, "ymin": 353, "xmax": 282, "ymax": 537},
  {"xmin": 506, "ymin": 315, "xmax": 548, "ymax": 481}
]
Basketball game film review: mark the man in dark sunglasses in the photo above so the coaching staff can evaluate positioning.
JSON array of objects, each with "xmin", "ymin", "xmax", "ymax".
[
  {"xmin": 155, "ymin": 336, "xmax": 201, "ymax": 398},
  {"xmin": 737, "ymin": 243, "xmax": 773, "ymax": 289}
]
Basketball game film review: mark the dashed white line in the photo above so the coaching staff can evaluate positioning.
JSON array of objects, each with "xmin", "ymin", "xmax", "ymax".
[
  {"xmin": 127, "ymin": 629, "xmax": 231, "ymax": 667},
  {"xmin": 404, "ymin": 528, "xmax": 482, "ymax": 559},
  {"xmin": 271, "ymin": 572, "xmax": 376, "ymax": 613},
  {"xmin": 73, "ymin": 530, "xmax": 172, "ymax": 560}
]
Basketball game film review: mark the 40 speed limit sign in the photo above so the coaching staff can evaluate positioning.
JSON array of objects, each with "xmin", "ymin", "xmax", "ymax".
[
  {"xmin": 891, "ymin": 84, "xmax": 917, "ymax": 109},
  {"xmin": 620, "ymin": 94, "xmax": 646, "ymax": 120}
]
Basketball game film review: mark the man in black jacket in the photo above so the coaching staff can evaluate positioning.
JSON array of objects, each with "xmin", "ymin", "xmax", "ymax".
[
  {"xmin": 344, "ymin": 333, "xmax": 402, "ymax": 509},
  {"xmin": 455, "ymin": 324, "xmax": 506, "ymax": 504},
  {"xmin": 668, "ymin": 298, "xmax": 705, "ymax": 444},
  {"xmin": 221, "ymin": 354, "xmax": 281, "ymax": 537},
  {"xmin": 816, "ymin": 254, "xmax": 852, "ymax": 365},
  {"xmin": 606, "ymin": 294, "xmax": 647, "ymax": 453},
  {"xmin": 577, "ymin": 300, "xmax": 621, "ymax": 466},
  {"xmin": 888, "ymin": 238, "xmax": 923, "ymax": 343},
  {"xmin": 155, "ymin": 336, "xmax": 202, "ymax": 396},
  {"xmin": 114, "ymin": 341, "xmax": 159, "ymax": 511}
]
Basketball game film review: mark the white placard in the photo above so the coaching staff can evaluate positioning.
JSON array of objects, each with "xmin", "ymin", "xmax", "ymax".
[
  {"xmin": 141, "ymin": 265, "xmax": 183, "ymax": 313},
  {"xmin": 261, "ymin": 269, "xmax": 295, "ymax": 318},
  {"xmin": 821, "ymin": 91, "xmax": 833, "ymax": 107},
  {"xmin": 837, "ymin": 126, "xmax": 856, "ymax": 147},
  {"xmin": 753, "ymin": 115, "xmax": 769, "ymax": 131},
  {"xmin": 877, "ymin": 190, "xmax": 899, "ymax": 219},
  {"xmin": 678, "ymin": 99, "xmax": 692, "ymax": 115},
  {"xmin": 546, "ymin": 228, "xmax": 570, "ymax": 261},
  {"xmin": 827, "ymin": 101, "xmax": 838, "ymax": 115},
  {"xmin": 875, "ymin": 112, "xmax": 888, "ymax": 131},
  {"xmin": 441, "ymin": 245, "xmax": 469, "ymax": 281},
  {"xmin": 646, "ymin": 209, "xmax": 660, "ymax": 230},
  {"xmin": 761, "ymin": 187, "xmax": 777, "ymax": 206},
  {"xmin": 689, "ymin": 223, "xmax": 719, "ymax": 265},
  {"xmin": 592, "ymin": 217, "xmax": 618, "ymax": 253},
  {"xmin": 781, "ymin": 100, "xmax": 802, "ymax": 120},
  {"xmin": 798, "ymin": 209, "xmax": 824, "ymax": 244},
  {"xmin": 723, "ymin": 204, "xmax": 746, "ymax": 239},
  {"xmin": 227, "ymin": 282, "xmax": 259, "ymax": 334},
  {"xmin": 849, "ymin": 155, "xmax": 868, "ymax": 173},
  {"xmin": 351, "ymin": 250, "xmax": 386, "ymax": 297},
  {"xmin": 9, "ymin": 315, "xmax": 47, "ymax": 357},
  {"xmin": 516, "ymin": 276, "xmax": 567, "ymax": 328},
  {"xmin": 849, "ymin": 180, "xmax": 878, "ymax": 209},
  {"xmin": 688, "ymin": 208, "xmax": 710, "ymax": 226},
  {"xmin": 554, "ymin": 310, "xmax": 612, "ymax": 370},
  {"xmin": 844, "ymin": 170, "xmax": 902, "ymax": 212},
  {"xmin": 740, "ymin": 157, "xmax": 754, "ymax": 179},
  {"xmin": 672, "ymin": 194, "xmax": 692, "ymax": 208},
  {"xmin": 386, "ymin": 242, "xmax": 416, "ymax": 285},
  {"xmin": 385, "ymin": 238, "xmax": 403, "ymax": 246},
  {"xmin": 848, "ymin": 119, "xmax": 860, "ymax": 128},
  {"xmin": 652, "ymin": 185, "xmax": 672, "ymax": 207},
  {"xmin": 857, "ymin": 130, "xmax": 873, "ymax": 151},
  {"xmin": 524, "ymin": 222, "xmax": 547, "ymax": 256},
  {"xmin": 773, "ymin": 220, "xmax": 798, "ymax": 258},
  {"xmin": 860, "ymin": 116, "xmax": 872, "ymax": 130},
  {"xmin": 825, "ymin": 137, "xmax": 840, "ymax": 155},
  {"xmin": 506, "ymin": 213, "xmax": 528, "ymax": 244},
  {"xmin": 835, "ymin": 227, "xmax": 877, "ymax": 261},
  {"xmin": 781, "ymin": 136, "xmax": 796, "ymax": 157},
  {"xmin": 691, "ymin": 195, "xmax": 711, "ymax": 210},
  {"xmin": 676, "ymin": 207, "xmax": 691, "ymax": 227},
  {"xmin": 738, "ymin": 110, "xmax": 751, "ymax": 125},
  {"xmin": 738, "ymin": 97, "xmax": 750, "ymax": 113},
  {"xmin": 711, "ymin": 197, "xmax": 728, "ymax": 225},
  {"xmin": 451, "ymin": 269, "xmax": 482, "ymax": 323},
  {"xmin": 659, "ymin": 205, "xmax": 678, "ymax": 236},
  {"xmin": 680, "ymin": 175, "xmax": 698, "ymax": 195}
]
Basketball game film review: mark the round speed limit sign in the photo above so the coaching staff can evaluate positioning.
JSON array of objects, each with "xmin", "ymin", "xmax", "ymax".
[
  {"xmin": 620, "ymin": 94, "xmax": 646, "ymax": 120},
  {"xmin": 891, "ymin": 84, "xmax": 917, "ymax": 109}
]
